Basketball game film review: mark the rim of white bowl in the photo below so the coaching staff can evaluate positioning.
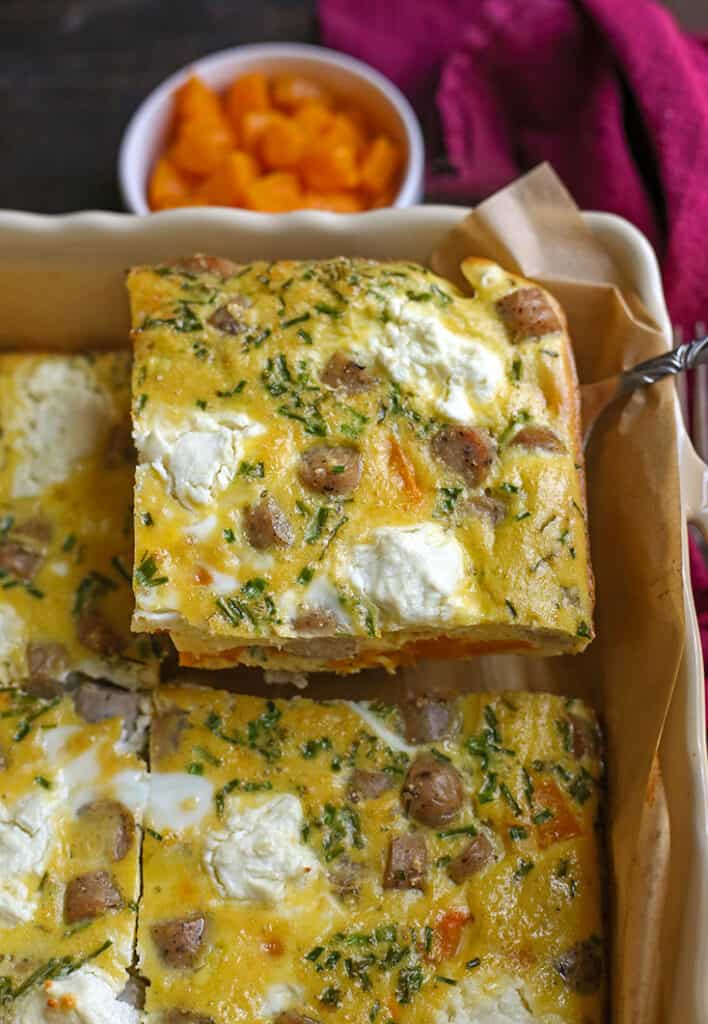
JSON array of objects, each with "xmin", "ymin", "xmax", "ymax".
[{"xmin": 118, "ymin": 41, "xmax": 425, "ymax": 216}]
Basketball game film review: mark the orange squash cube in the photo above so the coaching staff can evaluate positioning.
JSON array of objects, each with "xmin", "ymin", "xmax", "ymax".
[
  {"xmin": 174, "ymin": 75, "xmax": 223, "ymax": 125},
  {"xmin": 323, "ymin": 112, "xmax": 366, "ymax": 155},
  {"xmin": 244, "ymin": 171, "xmax": 303, "ymax": 212},
  {"xmin": 259, "ymin": 115, "xmax": 306, "ymax": 170},
  {"xmin": 294, "ymin": 101, "xmax": 334, "ymax": 141},
  {"xmin": 170, "ymin": 116, "xmax": 235, "ymax": 177},
  {"xmin": 301, "ymin": 143, "xmax": 360, "ymax": 192},
  {"xmin": 240, "ymin": 111, "xmax": 280, "ymax": 155},
  {"xmin": 304, "ymin": 190, "xmax": 364, "ymax": 213},
  {"xmin": 272, "ymin": 74, "xmax": 331, "ymax": 112},
  {"xmin": 360, "ymin": 135, "xmax": 402, "ymax": 194},
  {"xmin": 198, "ymin": 150, "xmax": 259, "ymax": 206},
  {"xmin": 226, "ymin": 72, "xmax": 270, "ymax": 130},
  {"xmin": 148, "ymin": 156, "xmax": 195, "ymax": 211}
]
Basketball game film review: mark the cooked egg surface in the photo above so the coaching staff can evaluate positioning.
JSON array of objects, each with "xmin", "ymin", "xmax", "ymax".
[
  {"xmin": 137, "ymin": 686, "xmax": 605, "ymax": 1024},
  {"xmin": 127, "ymin": 257, "xmax": 593, "ymax": 674},
  {"xmin": 0, "ymin": 353, "xmax": 163, "ymax": 691},
  {"xmin": 0, "ymin": 688, "xmax": 146, "ymax": 1018}
]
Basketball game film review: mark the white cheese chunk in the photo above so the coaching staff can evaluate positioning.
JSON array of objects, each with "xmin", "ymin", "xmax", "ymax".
[
  {"xmin": 0, "ymin": 790, "xmax": 62, "ymax": 926},
  {"xmin": 366, "ymin": 303, "xmax": 504, "ymax": 421},
  {"xmin": 0, "ymin": 604, "xmax": 27, "ymax": 684},
  {"xmin": 204, "ymin": 794, "xmax": 319, "ymax": 903},
  {"xmin": 260, "ymin": 981, "xmax": 305, "ymax": 1018},
  {"xmin": 147, "ymin": 771, "xmax": 214, "ymax": 834},
  {"xmin": 135, "ymin": 411, "xmax": 264, "ymax": 509},
  {"xmin": 10, "ymin": 360, "xmax": 113, "ymax": 498},
  {"xmin": 435, "ymin": 976, "xmax": 546, "ymax": 1024},
  {"xmin": 9, "ymin": 966, "xmax": 139, "ymax": 1024},
  {"xmin": 348, "ymin": 702, "xmax": 415, "ymax": 754},
  {"xmin": 347, "ymin": 522, "xmax": 465, "ymax": 624}
]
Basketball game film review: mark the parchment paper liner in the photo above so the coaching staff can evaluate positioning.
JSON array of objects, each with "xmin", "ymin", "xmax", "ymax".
[{"xmin": 181, "ymin": 165, "xmax": 683, "ymax": 1023}]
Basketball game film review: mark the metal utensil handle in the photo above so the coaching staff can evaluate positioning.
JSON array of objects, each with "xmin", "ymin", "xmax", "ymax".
[{"xmin": 620, "ymin": 335, "xmax": 708, "ymax": 393}]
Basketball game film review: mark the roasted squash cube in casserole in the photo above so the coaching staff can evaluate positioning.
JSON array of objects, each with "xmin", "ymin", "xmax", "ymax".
[
  {"xmin": 0, "ymin": 686, "xmax": 147, "ymax": 1021},
  {"xmin": 137, "ymin": 687, "xmax": 605, "ymax": 1023},
  {"xmin": 0, "ymin": 352, "xmax": 163, "ymax": 691},
  {"xmin": 127, "ymin": 257, "xmax": 594, "ymax": 673}
]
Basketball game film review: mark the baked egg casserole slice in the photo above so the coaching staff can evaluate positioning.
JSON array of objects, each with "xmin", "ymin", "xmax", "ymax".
[
  {"xmin": 0, "ymin": 684, "xmax": 148, "ymax": 1023},
  {"xmin": 138, "ymin": 686, "xmax": 605, "ymax": 1024},
  {"xmin": 0, "ymin": 352, "xmax": 163, "ymax": 692},
  {"xmin": 127, "ymin": 256, "xmax": 593, "ymax": 674}
]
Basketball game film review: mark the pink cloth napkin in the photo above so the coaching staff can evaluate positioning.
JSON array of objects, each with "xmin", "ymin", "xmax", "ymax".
[{"xmin": 321, "ymin": 0, "xmax": 708, "ymax": 684}]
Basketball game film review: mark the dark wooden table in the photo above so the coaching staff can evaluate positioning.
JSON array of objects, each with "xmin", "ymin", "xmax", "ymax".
[
  {"xmin": 1, "ymin": 0, "xmax": 318, "ymax": 213},
  {"xmin": 1, "ymin": 0, "xmax": 705, "ymax": 214}
]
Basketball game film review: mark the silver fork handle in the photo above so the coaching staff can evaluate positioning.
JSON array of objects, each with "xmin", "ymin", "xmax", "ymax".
[{"xmin": 619, "ymin": 335, "xmax": 708, "ymax": 393}]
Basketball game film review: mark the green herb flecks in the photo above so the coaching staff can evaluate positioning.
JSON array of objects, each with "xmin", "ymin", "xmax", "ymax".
[
  {"xmin": 238, "ymin": 460, "xmax": 265, "ymax": 479},
  {"xmin": 134, "ymin": 552, "xmax": 168, "ymax": 589},
  {"xmin": 215, "ymin": 777, "xmax": 274, "ymax": 816},
  {"xmin": 215, "ymin": 578, "xmax": 278, "ymax": 632},
  {"xmin": 434, "ymin": 486, "xmax": 463, "ymax": 517},
  {"xmin": 216, "ymin": 380, "xmax": 246, "ymax": 398},
  {"xmin": 72, "ymin": 570, "xmax": 118, "ymax": 616},
  {"xmin": 139, "ymin": 301, "xmax": 203, "ymax": 335}
]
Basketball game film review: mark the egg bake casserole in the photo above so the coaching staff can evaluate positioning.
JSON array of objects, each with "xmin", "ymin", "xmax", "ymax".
[
  {"xmin": 0, "ymin": 685, "xmax": 605, "ymax": 1022},
  {"xmin": 0, "ymin": 352, "xmax": 164, "ymax": 692},
  {"xmin": 127, "ymin": 256, "xmax": 594, "ymax": 674}
]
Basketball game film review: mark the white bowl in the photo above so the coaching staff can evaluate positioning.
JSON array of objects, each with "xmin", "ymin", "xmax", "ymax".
[{"xmin": 118, "ymin": 42, "xmax": 425, "ymax": 215}]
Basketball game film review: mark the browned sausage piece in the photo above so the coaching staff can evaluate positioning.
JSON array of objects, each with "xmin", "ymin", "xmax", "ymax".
[
  {"xmin": 565, "ymin": 712, "xmax": 601, "ymax": 760},
  {"xmin": 105, "ymin": 420, "xmax": 134, "ymax": 468},
  {"xmin": 447, "ymin": 834, "xmax": 494, "ymax": 883},
  {"xmin": 464, "ymin": 495, "xmax": 507, "ymax": 526},
  {"xmin": 72, "ymin": 682, "xmax": 141, "ymax": 731},
  {"xmin": 64, "ymin": 870, "xmax": 123, "ymax": 923},
  {"xmin": 152, "ymin": 706, "xmax": 189, "ymax": 764},
  {"xmin": 76, "ymin": 610, "xmax": 126, "ymax": 657},
  {"xmin": 401, "ymin": 697, "xmax": 461, "ymax": 744},
  {"xmin": 348, "ymin": 770, "xmax": 393, "ymax": 802},
  {"xmin": 208, "ymin": 305, "xmax": 247, "ymax": 335},
  {"xmin": 243, "ymin": 495, "xmax": 294, "ymax": 550},
  {"xmin": 282, "ymin": 636, "xmax": 359, "ymax": 661},
  {"xmin": 77, "ymin": 799, "xmax": 135, "ymax": 862},
  {"xmin": 25, "ymin": 642, "xmax": 68, "ymax": 698},
  {"xmin": 276, "ymin": 1013, "xmax": 321, "ymax": 1024},
  {"xmin": 0, "ymin": 541, "xmax": 43, "ymax": 582},
  {"xmin": 383, "ymin": 833, "xmax": 428, "ymax": 891},
  {"xmin": 402, "ymin": 753, "xmax": 464, "ymax": 827},
  {"xmin": 327, "ymin": 856, "xmax": 363, "ymax": 899},
  {"xmin": 430, "ymin": 427, "xmax": 496, "ymax": 489},
  {"xmin": 509, "ymin": 425, "xmax": 565, "ymax": 453},
  {"xmin": 13, "ymin": 517, "xmax": 52, "ymax": 546},
  {"xmin": 170, "ymin": 255, "xmax": 240, "ymax": 279},
  {"xmin": 292, "ymin": 608, "xmax": 338, "ymax": 634},
  {"xmin": 151, "ymin": 914, "xmax": 207, "ymax": 969},
  {"xmin": 555, "ymin": 939, "xmax": 604, "ymax": 995},
  {"xmin": 298, "ymin": 445, "xmax": 362, "ymax": 496},
  {"xmin": 321, "ymin": 352, "xmax": 374, "ymax": 394},
  {"xmin": 163, "ymin": 1012, "xmax": 215, "ymax": 1024},
  {"xmin": 496, "ymin": 287, "xmax": 561, "ymax": 343}
]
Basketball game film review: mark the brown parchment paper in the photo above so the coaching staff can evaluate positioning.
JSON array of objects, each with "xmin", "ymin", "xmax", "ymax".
[
  {"xmin": 430, "ymin": 164, "xmax": 685, "ymax": 1024},
  {"xmin": 182, "ymin": 165, "xmax": 685, "ymax": 1023}
]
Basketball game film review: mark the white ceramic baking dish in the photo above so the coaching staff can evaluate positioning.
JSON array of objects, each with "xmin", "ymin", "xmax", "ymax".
[{"xmin": 0, "ymin": 205, "xmax": 704, "ymax": 1020}]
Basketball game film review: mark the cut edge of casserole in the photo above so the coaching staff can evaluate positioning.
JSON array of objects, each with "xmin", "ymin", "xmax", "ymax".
[
  {"xmin": 0, "ymin": 351, "xmax": 164, "ymax": 692},
  {"xmin": 127, "ymin": 255, "xmax": 594, "ymax": 676}
]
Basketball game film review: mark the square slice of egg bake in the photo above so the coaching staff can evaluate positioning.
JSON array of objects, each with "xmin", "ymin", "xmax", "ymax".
[
  {"xmin": 127, "ymin": 255, "xmax": 594, "ymax": 675},
  {"xmin": 137, "ymin": 687, "xmax": 605, "ymax": 1024},
  {"xmin": 0, "ymin": 683, "xmax": 148, "ymax": 1023},
  {"xmin": 0, "ymin": 352, "xmax": 164, "ymax": 692}
]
